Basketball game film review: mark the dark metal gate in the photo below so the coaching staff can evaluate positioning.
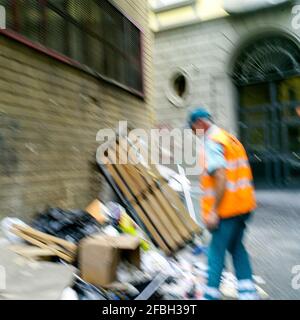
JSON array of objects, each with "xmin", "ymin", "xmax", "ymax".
[{"xmin": 233, "ymin": 35, "xmax": 300, "ymax": 188}]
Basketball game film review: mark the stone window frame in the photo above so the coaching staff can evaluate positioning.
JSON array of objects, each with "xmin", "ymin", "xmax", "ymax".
[{"xmin": 166, "ymin": 67, "xmax": 191, "ymax": 108}]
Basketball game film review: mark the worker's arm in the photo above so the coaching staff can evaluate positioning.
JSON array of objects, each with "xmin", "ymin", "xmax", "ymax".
[
  {"xmin": 212, "ymin": 168, "xmax": 227, "ymax": 210},
  {"xmin": 204, "ymin": 168, "xmax": 226, "ymax": 231},
  {"xmin": 204, "ymin": 141, "xmax": 227, "ymax": 230}
]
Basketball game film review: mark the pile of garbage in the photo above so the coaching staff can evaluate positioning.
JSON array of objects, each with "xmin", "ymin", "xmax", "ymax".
[
  {"xmin": 0, "ymin": 198, "xmax": 268, "ymax": 300},
  {"xmin": 0, "ymin": 200, "xmax": 160, "ymax": 299},
  {"xmin": 0, "ymin": 134, "xmax": 268, "ymax": 300}
]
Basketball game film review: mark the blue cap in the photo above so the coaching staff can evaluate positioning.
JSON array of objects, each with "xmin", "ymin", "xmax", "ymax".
[{"xmin": 188, "ymin": 108, "xmax": 211, "ymax": 128}]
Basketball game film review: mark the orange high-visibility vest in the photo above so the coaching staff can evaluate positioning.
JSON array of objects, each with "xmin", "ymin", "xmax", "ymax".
[{"xmin": 200, "ymin": 128, "xmax": 256, "ymax": 221}]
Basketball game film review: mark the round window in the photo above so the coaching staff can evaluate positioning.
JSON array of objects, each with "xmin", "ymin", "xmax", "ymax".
[
  {"xmin": 173, "ymin": 74, "xmax": 187, "ymax": 98},
  {"xmin": 166, "ymin": 69, "xmax": 191, "ymax": 108}
]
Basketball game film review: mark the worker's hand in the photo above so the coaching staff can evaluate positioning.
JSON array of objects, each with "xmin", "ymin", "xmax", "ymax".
[{"xmin": 205, "ymin": 211, "xmax": 220, "ymax": 231}]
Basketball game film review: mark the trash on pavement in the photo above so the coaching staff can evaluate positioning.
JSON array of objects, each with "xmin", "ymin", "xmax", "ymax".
[
  {"xmin": 106, "ymin": 202, "xmax": 151, "ymax": 251},
  {"xmin": 85, "ymin": 199, "xmax": 110, "ymax": 224},
  {"xmin": 31, "ymin": 208, "xmax": 103, "ymax": 244},
  {"xmin": 1, "ymin": 217, "xmax": 28, "ymax": 244},
  {"xmin": 0, "ymin": 133, "xmax": 269, "ymax": 300},
  {"xmin": 11, "ymin": 224, "xmax": 77, "ymax": 263}
]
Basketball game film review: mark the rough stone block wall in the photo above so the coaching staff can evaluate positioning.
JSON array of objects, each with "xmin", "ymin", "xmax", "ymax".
[{"xmin": 0, "ymin": 0, "xmax": 154, "ymax": 221}]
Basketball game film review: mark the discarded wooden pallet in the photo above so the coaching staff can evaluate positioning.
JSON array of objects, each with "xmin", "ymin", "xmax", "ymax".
[
  {"xmin": 98, "ymin": 134, "xmax": 201, "ymax": 255},
  {"xmin": 11, "ymin": 224, "xmax": 77, "ymax": 263}
]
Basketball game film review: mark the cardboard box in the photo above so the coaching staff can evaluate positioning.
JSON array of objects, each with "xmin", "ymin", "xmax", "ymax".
[
  {"xmin": 79, "ymin": 235, "xmax": 140, "ymax": 287},
  {"xmin": 85, "ymin": 199, "xmax": 108, "ymax": 224}
]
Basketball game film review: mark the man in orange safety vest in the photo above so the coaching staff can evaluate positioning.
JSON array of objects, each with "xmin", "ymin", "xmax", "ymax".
[{"xmin": 189, "ymin": 107, "xmax": 258, "ymax": 300}]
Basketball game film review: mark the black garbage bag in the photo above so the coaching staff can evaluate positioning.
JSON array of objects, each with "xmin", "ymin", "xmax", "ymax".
[{"xmin": 32, "ymin": 208, "xmax": 103, "ymax": 244}]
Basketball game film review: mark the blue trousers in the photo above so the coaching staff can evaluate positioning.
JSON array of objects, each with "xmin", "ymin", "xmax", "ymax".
[{"xmin": 205, "ymin": 213, "xmax": 256, "ymax": 299}]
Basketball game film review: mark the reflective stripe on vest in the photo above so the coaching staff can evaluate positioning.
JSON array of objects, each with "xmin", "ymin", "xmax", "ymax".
[
  {"xmin": 226, "ymin": 158, "xmax": 249, "ymax": 170},
  {"xmin": 203, "ymin": 178, "xmax": 254, "ymax": 197}
]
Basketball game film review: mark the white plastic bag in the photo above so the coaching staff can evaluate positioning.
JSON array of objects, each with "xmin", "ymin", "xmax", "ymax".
[{"xmin": 1, "ymin": 217, "xmax": 27, "ymax": 244}]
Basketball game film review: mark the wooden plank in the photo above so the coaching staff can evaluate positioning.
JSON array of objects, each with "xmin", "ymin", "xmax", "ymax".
[
  {"xmin": 9, "ymin": 245, "xmax": 57, "ymax": 260},
  {"xmin": 102, "ymin": 158, "xmax": 171, "ymax": 255},
  {"xmin": 13, "ymin": 228, "xmax": 74, "ymax": 257},
  {"xmin": 144, "ymin": 193, "xmax": 183, "ymax": 245},
  {"xmin": 119, "ymin": 138, "xmax": 200, "ymax": 234},
  {"xmin": 14, "ymin": 225, "xmax": 77, "ymax": 254},
  {"xmin": 125, "ymin": 134, "xmax": 201, "ymax": 234},
  {"xmin": 152, "ymin": 187, "xmax": 192, "ymax": 241},
  {"xmin": 11, "ymin": 228, "xmax": 74, "ymax": 263},
  {"xmin": 112, "ymin": 161, "xmax": 178, "ymax": 251},
  {"xmin": 160, "ymin": 182, "xmax": 201, "ymax": 234},
  {"xmin": 122, "ymin": 163, "xmax": 184, "ymax": 245},
  {"xmin": 107, "ymin": 145, "xmax": 178, "ymax": 250},
  {"xmin": 104, "ymin": 163, "xmax": 135, "ymax": 202},
  {"xmin": 118, "ymin": 138, "xmax": 193, "ymax": 240},
  {"xmin": 115, "ymin": 142, "xmax": 186, "ymax": 245}
]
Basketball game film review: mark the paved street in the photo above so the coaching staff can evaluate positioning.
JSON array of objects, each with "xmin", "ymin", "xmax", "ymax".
[
  {"xmin": 246, "ymin": 191, "xmax": 300, "ymax": 300},
  {"xmin": 190, "ymin": 185, "xmax": 300, "ymax": 299}
]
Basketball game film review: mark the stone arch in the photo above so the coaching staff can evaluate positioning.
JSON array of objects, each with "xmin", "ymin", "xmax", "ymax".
[{"xmin": 227, "ymin": 27, "xmax": 300, "ymax": 78}]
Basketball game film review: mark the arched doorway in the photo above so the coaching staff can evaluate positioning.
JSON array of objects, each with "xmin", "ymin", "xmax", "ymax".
[{"xmin": 232, "ymin": 34, "xmax": 300, "ymax": 188}]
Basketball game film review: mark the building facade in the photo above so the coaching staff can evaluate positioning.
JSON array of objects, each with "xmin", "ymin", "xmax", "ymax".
[
  {"xmin": 152, "ymin": 0, "xmax": 300, "ymax": 188},
  {"xmin": 0, "ymin": 0, "xmax": 154, "ymax": 219}
]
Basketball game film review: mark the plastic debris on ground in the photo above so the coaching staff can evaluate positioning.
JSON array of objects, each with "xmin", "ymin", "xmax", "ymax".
[
  {"xmin": 60, "ymin": 287, "xmax": 79, "ymax": 300},
  {"xmin": 1, "ymin": 218, "xmax": 28, "ymax": 244},
  {"xmin": 106, "ymin": 202, "xmax": 151, "ymax": 251},
  {"xmin": 138, "ymin": 240, "xmax": 268, "ymax": 300}
]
